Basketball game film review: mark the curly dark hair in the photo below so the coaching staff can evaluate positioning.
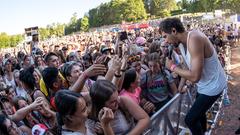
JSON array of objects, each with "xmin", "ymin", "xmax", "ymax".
[{"xmin": 159, "ymin": 18, "xmax": 185, "ymax": 34}]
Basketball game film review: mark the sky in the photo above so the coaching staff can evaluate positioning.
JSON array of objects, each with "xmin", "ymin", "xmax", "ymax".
[{"xmin": 0, "ymin": 0, "xmax": 110, "ymax": 35}]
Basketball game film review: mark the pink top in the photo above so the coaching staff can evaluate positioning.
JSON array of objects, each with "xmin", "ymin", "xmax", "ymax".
[{"xmin": 120, "ymin": 87, "xmax": 142, "ymax": 104}]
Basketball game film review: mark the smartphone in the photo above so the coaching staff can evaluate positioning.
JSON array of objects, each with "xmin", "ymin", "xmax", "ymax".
[
  {"xmin": 119, "ymin": 31, "xmax": 128, "ymax": 41},
  {"xmin": 118, "ymin": 46, "xmax": 123, "ymax": 58},
  {"xmin": 103, "ymin": 57, "xmax": 111, "ymax": 67}
]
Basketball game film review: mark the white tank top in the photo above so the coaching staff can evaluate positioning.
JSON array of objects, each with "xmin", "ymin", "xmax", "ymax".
[{"xmin": 179, "ymin": 31, "xmax": 227, "ymax": 96}]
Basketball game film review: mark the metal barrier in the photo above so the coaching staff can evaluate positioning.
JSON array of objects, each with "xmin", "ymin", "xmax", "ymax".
[
  {"xmin": 144, "ymin": 85, "xmax": 197, "ymax": 135},
  {"xmin": 143, "ymin": 85, "xmax": 226, "ymax": 135}
]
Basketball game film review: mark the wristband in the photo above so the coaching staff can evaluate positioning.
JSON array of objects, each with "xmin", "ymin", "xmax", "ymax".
[{"xmin": 170, "ymin": 64, "xmax": 177, "ymax": 71}]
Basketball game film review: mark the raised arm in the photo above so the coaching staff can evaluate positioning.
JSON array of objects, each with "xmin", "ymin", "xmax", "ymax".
[
  {"xmin": 114, "ymin": 54, "xmax": 128, "ymax": 91},
  {"xmin": 10, "ymin": 97, "xmax": 44, "ymax": 122},
  {"xmin": 70, "ymin": 64, "xmax": 106, "ymax": 93},
  {"xmin": 105, "ymin": 56, "xmax": 122, "ymax": 82}
]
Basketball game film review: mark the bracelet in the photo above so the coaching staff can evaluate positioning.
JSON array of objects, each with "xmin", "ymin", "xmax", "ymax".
[
  {"xmin": 114, "ymin": 73, "xmax": 122, "ymax": 78},
  {"xmin": 170, "ymin": 64, "xmax": 177, "ymax": 71}
]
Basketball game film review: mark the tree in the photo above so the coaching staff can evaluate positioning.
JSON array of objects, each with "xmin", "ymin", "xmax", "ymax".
[
  {"xmin": 65, "ymin": 12, "xmax": 80, "ymax": 35},
  {"xmin": 39, "ymin": 28, "xmax": 50, "ymax": 40},
  {"xmin": 150, "ymin": 0, "xmax": 177, "ymax": 18},
  {"xmin": 88, "ymin": 0, "xmax": 147, "ymax": 27},
  {"xmin": 89, "ymin": 8, "xmax": 100, "ymax": 27},
  {"xmin": 181, "ymin": 0, "xmax": 189, "ymax": 9},
  {"xmin": 228, "ymin": 0, "xmax": 240, "ymax": 13},
  {"xmin": 80, "ymin": 16, "xmax": 89, "ymax": 32},
  {"xmin": 54, "ymin": 23, "xmax": 65, "ymax": 37},
  {"xmin": 143, "ymin": 0, "xmax": 151, "ymax": 13},
  {"xmin": 201, "ymin": 0, "xmax": 218, "ymax": 12},
  {"xmin": 187, "ymin": 0, "xmax": 204, "ymax": 13},
  {"xmin": 109, "ymin": 0, "xmax": 124, "ymax": 24},
  {"xmin": 0, "ymin": 33, "xmax": 23, "ymax": 48},
  {"xmin": 122, "ymin": 0, "xmax": 147, "ymax": 22}
]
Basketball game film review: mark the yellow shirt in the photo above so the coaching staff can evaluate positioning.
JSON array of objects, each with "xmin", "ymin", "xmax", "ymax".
[{"xmin": 40, "ymin": 72, "xmax": 67, "ymax": 97}]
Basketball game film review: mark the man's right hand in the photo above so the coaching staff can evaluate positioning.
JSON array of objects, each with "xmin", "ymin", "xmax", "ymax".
[{"xmin": 178, "ymin": 85, "xmax": 188, "ymax": 94}]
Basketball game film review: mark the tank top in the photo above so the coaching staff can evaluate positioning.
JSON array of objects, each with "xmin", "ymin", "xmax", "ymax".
[
  {"xmin": 179, "ymin": 30, "xmax": 227, "ymax": 96},
  {"xmin": 111, "ymin": 110, "xmax": 134, "ymax": 135},
  {"xmin": 87, "ymin": 109, "xmax": 134, "ymax": 135}
]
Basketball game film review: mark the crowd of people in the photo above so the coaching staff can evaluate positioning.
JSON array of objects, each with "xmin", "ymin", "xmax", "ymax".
[{"xmin": 0, "ymin": 17, "xmax": 237, "ymax": 135}]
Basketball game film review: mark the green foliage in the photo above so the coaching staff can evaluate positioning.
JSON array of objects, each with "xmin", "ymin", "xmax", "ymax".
[
  {"xmin": 228, "ymin": 0, "xmax": 240, "ymax": 13},
  {"xmin": 0, "ymin": 33, "xmax": 23, "ymax": 48},
  {"xmin": 65, "ymin": 12, "xmax": 81, "ymax": 35},
  {"xmin": 143, "ymin": 0, "xmax": 150, "ymax": 13},
  {"xmin": 88, "ymin": 0, "xmax": 147, "ymax": 27},
  {"xmin": 144, "ymin": 0, "xmax": 177, "ymax": 18},
  {"xmin": 181, "ymin": 0, "xmax": 189, "ymax": 9},
  {"xmin": 122, "ymin": 0, "xmax": 147, "ymax": 22},
  {"xmin": 39, "ymin": 23, "xmax": 65, "ymax": 40},
  {"xmin": 181, "ymin": 0, "xmax": 240, "ymax": 14},
  {"xmin": 64, "ymin": 12, "xmax": 90, "ymax": 35},
  {"xmin": 80, "ymin": 16, "xmax": 89, "ymax": 32}
]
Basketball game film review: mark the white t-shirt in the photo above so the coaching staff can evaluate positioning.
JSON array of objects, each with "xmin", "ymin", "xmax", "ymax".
[
  {"xmin": 16, "ymin": 87, "xmax": 28, "ymax": 99},
  {"xmin": 4, "ymin": 76, "xmax": 16, "ymax": 89}
]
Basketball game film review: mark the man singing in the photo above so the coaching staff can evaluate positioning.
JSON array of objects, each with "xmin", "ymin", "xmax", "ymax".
[{"xmin": 160, "ymin": 18, "xmax": 227, "ymax": 135}]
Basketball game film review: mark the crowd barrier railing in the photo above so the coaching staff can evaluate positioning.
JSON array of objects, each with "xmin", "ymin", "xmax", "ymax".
[
  {"xmin": 143, "ymin": 85, "xmax": 197, "ymax": 135},
  {"xmin": 143, "ymin": 85, "xmax": 226, "ymax": 135}
]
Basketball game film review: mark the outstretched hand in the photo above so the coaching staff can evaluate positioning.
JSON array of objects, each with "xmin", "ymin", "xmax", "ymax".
[
  {"xmin": 109, "ymin": 55, "xmax": 122, "ymax": 71},
  {"xmin": 84, "ymin": 64, "xmax": 107, "ymax": 77},
  {"xmin": 31, "ymin": 97, "xmax": 44, "ymax": 109}
]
